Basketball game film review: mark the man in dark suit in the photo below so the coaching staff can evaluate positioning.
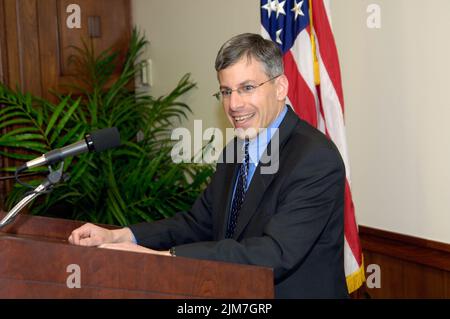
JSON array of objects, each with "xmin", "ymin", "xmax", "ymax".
[{"xmin": 69, "ymin": 33, "xmax": 348, "ymax": 298}]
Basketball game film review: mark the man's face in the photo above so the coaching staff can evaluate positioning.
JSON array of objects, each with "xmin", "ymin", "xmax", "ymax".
[{"xmin": 217, "ymin": 57, "xmax": 288, "ymax": 139}]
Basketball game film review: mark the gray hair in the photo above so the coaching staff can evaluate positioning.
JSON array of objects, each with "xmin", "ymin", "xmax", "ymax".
[{"xmin": 215, "ymin": 33, "xmax": 284, "ymax": 78}]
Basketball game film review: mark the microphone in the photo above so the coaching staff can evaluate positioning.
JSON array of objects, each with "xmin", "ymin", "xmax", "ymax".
[{"xmin": 17, "ymin": 127, "xmax": 121, "ymax": 172}]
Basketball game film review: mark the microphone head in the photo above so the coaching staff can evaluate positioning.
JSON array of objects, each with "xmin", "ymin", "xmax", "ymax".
[{"xmin": 86, "ymin": 127, "xmax": 121, "ymax": 152}]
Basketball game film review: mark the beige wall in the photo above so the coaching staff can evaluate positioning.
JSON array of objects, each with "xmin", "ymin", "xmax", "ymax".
[
  {"xmin": 132, "ymin": 0, "xmax": 450, "ymax": 244},
  {"xmin": 132, "ymin": 0, "xmax": 260, "ymax": 141},
  {"xmin": 332, "ymin": 0, "xmax": 450, "ymax": 243}
]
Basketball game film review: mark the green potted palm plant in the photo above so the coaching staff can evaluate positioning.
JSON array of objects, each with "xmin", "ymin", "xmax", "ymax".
[{"xmin": 0, "ymin": 29, "xmax": 213, "ymax": 226}]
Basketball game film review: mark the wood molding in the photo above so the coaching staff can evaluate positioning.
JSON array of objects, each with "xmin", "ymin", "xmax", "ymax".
[
  {"xmin": 359, "ymin": 225, "xmax": 450, "ymax": 272},
  {"xmin": 0, "ymin": 0, "xmax": 10, "ymax": 207}
]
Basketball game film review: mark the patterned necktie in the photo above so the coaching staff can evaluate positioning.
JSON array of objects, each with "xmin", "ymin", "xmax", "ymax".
[{"xmin": 226, "ymin": 140, "xmax": 249, "ymax": 238}]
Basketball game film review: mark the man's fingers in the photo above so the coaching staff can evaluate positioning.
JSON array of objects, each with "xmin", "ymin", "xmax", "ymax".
[
  {"xmin": 68, "ymin": 229, "xmax": 81, "ymax": 245},
  {"xmin": 79, "ymin": 237, "xmax": 98, "ymax": 247},
  {"xmin": 68, "ymin": 223, "xmax": 94, "ymax": 245},
  {"xmin": 68, "ymin": 223, "xmax": 115, "ymax": 247}
]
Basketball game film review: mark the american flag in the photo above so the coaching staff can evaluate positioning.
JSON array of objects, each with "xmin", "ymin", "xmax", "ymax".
[{"xmin": 261, "ymin": 0, "xmax": 365, "ymax": 293}]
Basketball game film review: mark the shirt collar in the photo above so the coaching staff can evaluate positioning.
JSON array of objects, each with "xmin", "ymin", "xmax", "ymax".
[{"xmin": 248, "ymin": 105, "xmax": 288, "ymax": 166}]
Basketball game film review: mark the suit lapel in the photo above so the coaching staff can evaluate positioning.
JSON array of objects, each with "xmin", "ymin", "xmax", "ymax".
[{"xmin": 232, "ymin": 107, "xmax": 300, "ymax": 239}]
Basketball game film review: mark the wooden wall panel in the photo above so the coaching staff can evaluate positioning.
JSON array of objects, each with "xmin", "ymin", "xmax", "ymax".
[
  {"xmin": 39, "ymin": 0, "xmax": 131, "ymax": 99},
  {"xmin": 3, "ymin": 0, "xmax": 43, "ymax": 95},
  {"xmin": 16, "ymin": 0, "xmax": 43, "ymax": 96},
  {"xmin": 0, "ymin": 0, "xmax": 131, "ymax": 206},
  {"xmin": 3, "ymin": 0, "xmax": 20, "ymax": 88},
  {"xmin": 359, "ymin": 226, "xmax": 450, "ymax": 298},
  {"xmin": 0, "ymin": 0, "xmax": 7, "ymax": 84},
  {"xmin": 36, "ymin": 0, "xmax": 60, "ymax": 101},
  {"xmin": 1, "ymin": 0, "xmax": 131, "ymax": 99},
  {"xmin": 56, "ymin": 0, "xmax": 131, "ymax": 77},
  {"xmin": 363, "ymin": 251, "xmax": 404, "ymax": 298},
  {"xmin": 403, "ymin": 262, "xmax": 446, "ymax": 298},
  {"xmin": 1, "ymin": 0, "xmax": 44, "ymax": 201},
  {"xmin": 445, "ymin": 272, "xmax": 450, "ymax": 297},
  {"xmin": 0, "ymin": 0, "xmax": 10, "ymax": 207}
]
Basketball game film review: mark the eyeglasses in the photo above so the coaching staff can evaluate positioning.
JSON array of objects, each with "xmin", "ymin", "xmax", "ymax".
[{"xmin": 213, "ymin": 74, "xmax": 282, "ymax": 101}]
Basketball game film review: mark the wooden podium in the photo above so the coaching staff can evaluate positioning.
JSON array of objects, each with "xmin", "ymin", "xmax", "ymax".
[{"xmin": 0, "ymin": 213, "xmax": 274, "ymax": 299}]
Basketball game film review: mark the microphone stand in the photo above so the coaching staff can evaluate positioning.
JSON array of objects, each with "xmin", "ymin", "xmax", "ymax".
[{"xmin": 0, "ymin": 163, "xmax": 68, "ymax": 230}]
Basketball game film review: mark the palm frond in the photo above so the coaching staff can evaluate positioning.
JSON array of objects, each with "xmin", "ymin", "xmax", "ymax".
[{"xmin": 0, "ymin": 29, "xmax": 214, "ymax": 226}]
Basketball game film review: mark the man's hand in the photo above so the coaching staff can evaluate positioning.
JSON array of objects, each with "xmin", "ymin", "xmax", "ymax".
[
  {"xmin": 68, "ymin": 223, "xmax": 133, "ymax": 246},
  {"xmin": 98, "ymin": 242, "xmax": 171, "ymax": 256}
]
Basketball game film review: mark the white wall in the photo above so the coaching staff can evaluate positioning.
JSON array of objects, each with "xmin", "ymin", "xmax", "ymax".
[
  {"xmin": 332, "ymin": 0, "xmax": 450, "ymax": 243},
  {"xmin": 132, "ymin": 0, "xmax": 450, "ymax": 244}
]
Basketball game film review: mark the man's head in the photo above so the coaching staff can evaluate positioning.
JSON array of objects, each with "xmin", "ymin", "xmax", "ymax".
[{"xmin": 214, "ymin": 33, "xmax": 289, "ymax": 139}]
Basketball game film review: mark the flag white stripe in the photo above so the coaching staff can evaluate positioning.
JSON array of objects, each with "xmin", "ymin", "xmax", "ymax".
[
  {"xmin": 344, "ymin": 238, "xmax": 360, "ymax": 276},
  {"xmin": 289, "ymin": 31, "xmax": 326, "ymax": 132},
  {"xmin": 314, "ymin": 43, "xmax": 352, "ymax": 181},
  {"xmin": 290, "ymin": 31, "xmax": 317, "ymax": 96}
]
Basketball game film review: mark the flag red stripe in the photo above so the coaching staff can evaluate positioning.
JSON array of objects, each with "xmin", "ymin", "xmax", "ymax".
[
  {"xmin": 311, "ymin": 0, "xmax": 345, "ymax": 112},
  {"xmin": 344, "ymin": 180, "xmax": 362, "ymax": 264},
  {"xmin": 283, "ymin": 51, "xmax": 318, "ymax": 127},
  {"xmin": 311, "ymin": 1, "xmax": 363, "ymax": 270}
]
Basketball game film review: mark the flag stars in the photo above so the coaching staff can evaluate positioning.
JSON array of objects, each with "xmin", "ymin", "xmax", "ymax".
[
  {"xmin": 262, "ymin": 0, "xmax": 286, "ymax": 19},
  {"xmin": 291, "ymin": 0, "xmax": 305, "ymax": 20},
  {"xmin": 262, "ymin": 0, "xmax": 277, "ymax": 18},
  {"xmin": 275, "ymin": 0, "xmax": 286, "ymax": 18}
]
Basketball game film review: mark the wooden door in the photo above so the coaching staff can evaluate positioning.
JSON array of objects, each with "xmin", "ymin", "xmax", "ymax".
[
  {"xmin": 1, "ymin": 0, "xmax": 130, "ymax": 99},
  {"xmin": 0, "ymin": 0, "xmax": 131, "ymax": 208}
]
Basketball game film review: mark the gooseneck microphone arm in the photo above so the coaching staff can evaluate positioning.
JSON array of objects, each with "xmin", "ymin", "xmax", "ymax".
[
  {"xmin": 0, "ymin": 163, "xmax": 67, "ymax": 229},
  {"xmin": 0, "ymin": 127, "xmax": 121, "ymax": 230}
]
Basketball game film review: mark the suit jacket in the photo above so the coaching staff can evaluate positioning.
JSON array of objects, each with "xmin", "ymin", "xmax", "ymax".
[{"xmin": 130, "ymin": 107, "xmax": 349, "ymax": 298}]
